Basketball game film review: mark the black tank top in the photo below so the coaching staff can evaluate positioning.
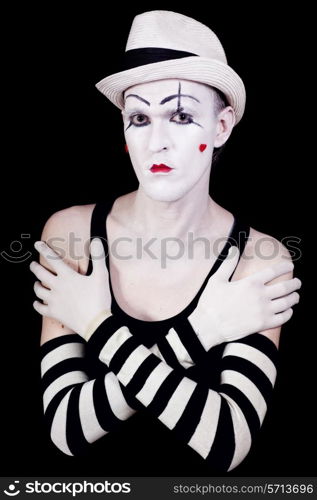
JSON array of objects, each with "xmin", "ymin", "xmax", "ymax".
[
  {"xmin": 86, "ymin": 196, "xmax": 250, "ymax": 343},
  {"xmin": 83, "ymin": 195, "xmax": 251, "ymax": 475}
]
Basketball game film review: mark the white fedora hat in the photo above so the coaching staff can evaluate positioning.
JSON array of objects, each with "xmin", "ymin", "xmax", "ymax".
[{"xmin": 96, "ymin": 10, "xmax": 246, "ymax": 124}]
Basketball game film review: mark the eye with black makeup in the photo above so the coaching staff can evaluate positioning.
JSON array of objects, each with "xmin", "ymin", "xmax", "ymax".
[{"xmin": 125, "ymin": 110, "xmax": 195, "ymax": 130}]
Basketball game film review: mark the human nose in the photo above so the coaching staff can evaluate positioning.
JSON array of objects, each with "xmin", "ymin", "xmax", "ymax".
[{"xmin": 147, "ymin": 119, "xmax": 172, "ymax": 153}]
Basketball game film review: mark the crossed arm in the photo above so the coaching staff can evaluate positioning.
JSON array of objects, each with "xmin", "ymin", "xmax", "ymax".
[
  {"xmin": 41, "ymin": 318, "xmax": 277, "ymax": 471},
  {"xmin": 32, "ymin": 235, "xmax": 299, "ymax": 471}
]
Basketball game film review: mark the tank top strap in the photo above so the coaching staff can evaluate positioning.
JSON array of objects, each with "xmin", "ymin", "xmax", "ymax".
[
  {"xmin": 230, "ymin": 216, "xmax": 250, "ymax": 251},
  {"xmin": 190, "ymin": 215, "xmax": 250, "ymax": 306},
  {"xmin": 227, "ymin": 216, "xmax": 250, "ymax": 281},
  {"xmin": 86, "ymin": 197, "xmax": 117, "ymax": 276}
]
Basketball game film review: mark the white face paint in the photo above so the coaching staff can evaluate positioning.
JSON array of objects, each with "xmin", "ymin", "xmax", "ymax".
[{"xmin": 122, "ymin": 79, "xmax": 220, "ymax": 202}]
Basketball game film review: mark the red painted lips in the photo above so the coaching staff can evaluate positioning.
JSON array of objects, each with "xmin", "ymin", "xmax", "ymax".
[{"xmin": 150, "ymin": 164, "xmax": 173, "ymax": 173}]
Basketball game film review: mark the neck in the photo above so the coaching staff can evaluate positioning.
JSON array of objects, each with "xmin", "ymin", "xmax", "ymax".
[{"xmin": 130, "ymin": 182, "xmax": 218, "ymax": 241}]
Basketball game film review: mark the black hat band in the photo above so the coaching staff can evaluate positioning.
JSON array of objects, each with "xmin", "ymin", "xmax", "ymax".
[{"xmin": 120, "ymin": 47, "xmax": 198, "ymax": 71}]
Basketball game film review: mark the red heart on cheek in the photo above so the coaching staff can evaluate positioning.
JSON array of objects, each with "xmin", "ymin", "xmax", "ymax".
[{"xmin": 199, "ymin": 144, "xmax": 207, "ymax": 152}]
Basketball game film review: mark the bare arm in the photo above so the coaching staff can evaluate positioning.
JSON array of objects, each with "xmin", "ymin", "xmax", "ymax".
[
  {"xmin": 39, "ymin": 207, "xmax": 83, "ymax": 345},
  {"xmin": 232, "ymin": 230, "xmax": 296, "ymax": 348}
]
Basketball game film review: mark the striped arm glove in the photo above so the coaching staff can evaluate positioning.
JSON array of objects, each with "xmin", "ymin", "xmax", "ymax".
[
  {"xmin": 87, "ymin": 314, "xmax": 278, "ymax": 472},
  {"xmin": 40, "ymin": 334, "xmax": 142, "ymax": 456}
]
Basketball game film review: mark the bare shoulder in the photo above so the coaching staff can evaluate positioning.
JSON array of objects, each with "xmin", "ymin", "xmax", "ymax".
[
  {"xmin": 233, "ymin": 227, "xmax": 294, "ymax": 348},
  {"xmin": 42, "ymin": 204, "xmax": 95, "ymax": 243},
  {"xmin": 234, "ymin": 227, "xmax": 293, "ymax": 279},
  {"xmin": 41, "ymin": 204, "xmax": 96, "ymax": 270}
]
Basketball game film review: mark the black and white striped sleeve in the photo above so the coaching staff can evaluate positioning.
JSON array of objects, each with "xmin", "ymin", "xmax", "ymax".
[
  {"xmin": 88, "ymin": 315, "xmax": 278, "ymax": 472},
  {"xmin": 40, "ymin": 334, "xmax": 141, "ymax": 456}
]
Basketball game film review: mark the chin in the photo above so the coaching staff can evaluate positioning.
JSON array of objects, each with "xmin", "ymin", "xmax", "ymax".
[{"xmin": 142, "ymin": 183, "xmax": 191, "ymax": 203}]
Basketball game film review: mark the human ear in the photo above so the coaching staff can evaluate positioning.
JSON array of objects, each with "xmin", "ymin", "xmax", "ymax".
[
  {"xmin": 121, "ymin": 109, "xmax": 128, "ymax": 125},
  {"xmin": 214, "ymin": 106, "xmax": 236, "ymax": 148}
]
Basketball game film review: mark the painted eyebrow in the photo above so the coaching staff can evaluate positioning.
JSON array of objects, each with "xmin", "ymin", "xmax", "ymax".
[
  {"xmin": 124, "ymin": 94, "xmax": 150, "ymax": 106},
  {"xmin": 124, "ymin": 93, "xmax": 200, "ymax": 107},
  {"xmin": 160, "ymin": 94, "xmax": 200, "ymax": 105}
]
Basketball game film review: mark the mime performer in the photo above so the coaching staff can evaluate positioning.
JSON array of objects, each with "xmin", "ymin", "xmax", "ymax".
[{"xmin": 30, "ymin": 10, "xmax": 301, "ymax": 473}]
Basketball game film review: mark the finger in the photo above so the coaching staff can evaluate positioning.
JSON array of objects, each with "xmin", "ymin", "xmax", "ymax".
[
  {"xmin": 34, "ymin": 241, "xmax": 69, "ymax": 274},
  {"xmin": 270, "ymin": 292, "xmax": 300, "ymax": 314},
  {"xmin": 33, "ymin": 280, "xmax": 51, "ymax": 302},
  {"xmin": 267, "ymin": 308, "xmax": 293, "ymax": 329},
  {"xmin": 252, "ymin": 260, "xmax": 294, "ymax": 284},
  {"xmin": 90, "ymin": 238, "xmax": 107, "ymax": 274},
  {"xmin": 266, "ymin": 277, "xmax": 302, "ymax": 300},
  {"xmin": 213, "ymin": 245, "xmax": 240, "ymax": 282},
  {"xmin": 32, "ymin": 300, "xmax": 49, "ymax": 316},
  {"xmin": 29, "ymin": 261, "xmax": 56, "ymax": 287}
]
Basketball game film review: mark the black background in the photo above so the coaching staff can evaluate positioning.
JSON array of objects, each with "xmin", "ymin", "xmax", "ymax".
[{"xmin": 2, "ymin": 2, "xmax": 313, "ymax": 477}]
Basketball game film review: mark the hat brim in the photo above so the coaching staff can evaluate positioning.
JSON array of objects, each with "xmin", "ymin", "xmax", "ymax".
[{"xmin": 95, "ymin": 56, "xmax": 246, "ymax": 124}]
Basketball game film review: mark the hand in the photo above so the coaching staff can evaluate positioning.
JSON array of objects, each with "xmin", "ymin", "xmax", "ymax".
[
  {"xmin": 30, "ymin": 238, "xmax": 112, "ymax": 338},
  {"xmin": 188, "ymin": 246, "xmax": 301, "ymax": 350}
]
